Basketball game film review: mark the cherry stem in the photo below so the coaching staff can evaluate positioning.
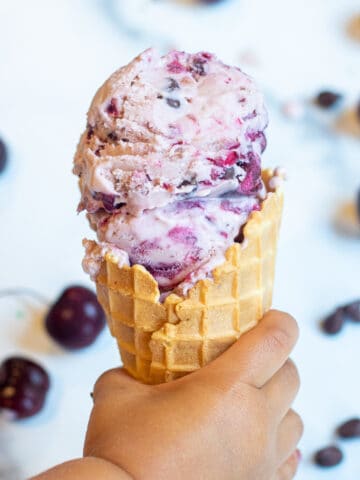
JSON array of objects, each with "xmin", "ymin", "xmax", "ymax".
[{"xmin": 0, "ymin": 288, "xmax": 49, "ymax": 306}]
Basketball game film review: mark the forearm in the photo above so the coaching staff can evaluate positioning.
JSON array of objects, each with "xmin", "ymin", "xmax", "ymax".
[{"xmin": 29, "ymin": 457, "xmax": 133, "ymax": 480}]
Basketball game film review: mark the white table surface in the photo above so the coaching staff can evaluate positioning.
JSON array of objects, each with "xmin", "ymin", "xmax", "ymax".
[{"xmin": 0, "ymin": 1, "xmax": 359, "ymax": 478}]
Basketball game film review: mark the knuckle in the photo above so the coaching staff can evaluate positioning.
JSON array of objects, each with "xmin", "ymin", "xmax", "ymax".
[
  {"xmin": 284, "ymin": 359, "xmax": 300, "ymax": 388},
  {"xmin": 276, "ymin": 457, "xmax": 298, "ymax": 480},
  {"xmin": 93, "ymin": 368, "xmax": 120, "ymax": 397},
  {"xmin": 268, "ymin": 311, "xmax": 299, "ymax": 345},
  {"xmin": 265, "ymin": 325, "xmax": 294, "ymax": 354},
  {"xmin": 290, "ymin": 410, "xmax": 304, "ymax": 439}
]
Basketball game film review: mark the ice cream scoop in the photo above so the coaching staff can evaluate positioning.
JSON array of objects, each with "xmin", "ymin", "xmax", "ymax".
[
  {"xmin": 74, "ymin": 49, "xmax": 267, "ymax": 216},
  {"xmin": 75, "ymin": 49, "xmax": 268, "ymax": 294},
  {"xmin": 86, "ymin": 195, "xmax": 259, "ymax": 291}
]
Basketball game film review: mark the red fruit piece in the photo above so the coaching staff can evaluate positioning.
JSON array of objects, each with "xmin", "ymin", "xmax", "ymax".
[
  {"xmin": 106, "ymin": 98, "xmax": 119, "ymax": 116},
  {"xmin": 168, "ymin": 226, "xmax": 197, "ymax": 246},
  {"xmin": 167, "ymin": 60, "xmax": 185, "ymax": 74},
  {"xmin": 209, "ymin": 151, "xmax": 239, "ymax": 167}
]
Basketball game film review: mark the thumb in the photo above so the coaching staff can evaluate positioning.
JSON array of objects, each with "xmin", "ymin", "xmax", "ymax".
[
  {"xmin": 92, "ymin": 368, "xmax": 146, "ymax": 402},
  {"xmin": 191, "ymin": 310, "xmax": 299, "ymax": 389}
]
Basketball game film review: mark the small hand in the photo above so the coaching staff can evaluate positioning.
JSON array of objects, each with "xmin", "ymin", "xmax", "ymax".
[{"xmin": 85, "ymin": 310, "xmax": 303, "ymax": 480}]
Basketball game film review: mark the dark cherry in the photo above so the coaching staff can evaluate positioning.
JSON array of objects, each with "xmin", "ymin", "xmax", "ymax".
[
  {"xmin": 45, "ymin": 286, "xmax": 106, "ymax": 349},
  {"xmin": 239, "ymin": 152, "xmax": 261, "ymax": 195},
  {"xmin": 0, "ymin": 357, "xmax": 50, "ymax": 419},
  {"xmin": 315, "ymin": 91, "xmax": 342, "ymax": 108},
  {"xmin": 0, "ymin": 138, "xmax": 8, "ymax": 173},
  {"xmin": 145, "ymin": 262, "xmax": 183, "ymax": 280},
  {"xmin": 321, "ymin": 308, "xmax": 345, "ymax": 334},
  {"xmin": 314, "ymin": 446, "xmax": 343, "ymax": 467},
  {"xmin": 337, "ymin": 418, "xmax": 360, "ymax": 439},
  {"xmin": 106, "ymin": 98, "xmax": 118, "ymax": 116},
  {"xmin": 92, "ymin": 192, "xmax": 124, "ymax": 213}
]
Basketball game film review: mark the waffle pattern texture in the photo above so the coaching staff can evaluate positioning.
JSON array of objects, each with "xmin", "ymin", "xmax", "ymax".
[{"xmin": 95, "ymin": 170, "xmax": 283, "ymax": 384}]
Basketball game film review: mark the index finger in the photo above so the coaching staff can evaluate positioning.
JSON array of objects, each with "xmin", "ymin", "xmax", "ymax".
[{"xmin": 198, "ymin": 310, "xmax": 299, "ymax": 388}]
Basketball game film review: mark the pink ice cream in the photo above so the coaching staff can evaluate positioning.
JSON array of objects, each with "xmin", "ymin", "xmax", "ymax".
[{"xmin": 75, "ymin": 49, "xmax": 268, "ymax": 294}]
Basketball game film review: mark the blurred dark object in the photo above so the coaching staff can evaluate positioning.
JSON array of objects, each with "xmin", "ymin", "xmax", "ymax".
[
  {"xmin": 356, "ymin": 100, "xmax": 360, "ymax": 122},
  {"xmin": 45, "ymin": 285, "xmax": 106, "ymax": 349},
  {"xmin": 315, "ymin": 91, "xmax": 342, "ymax": 109},
  {"xmin": 343, "ymin": 300, "xmax": 360, "ymax": 322},
  {"xmin": 0, "ymin": 357, "xmax": 50, "ymax": 419},
  {"xmin": 337, "ymin": 418, "xmax": 360, "ymax": 439},
  {"xmin": 200, "ymin": 0, "xmax": 226, "ymax": 4},
  {"xmin": 314, "ymin": 446, "xmax": 343, "ymax": 467},
  {"xmin": 0, "ymin": 138, "xmax": 8, "ymax": 173},
  {"xmin": 321, "ymin": 308, "xmax": 345, "ymax": 334}
]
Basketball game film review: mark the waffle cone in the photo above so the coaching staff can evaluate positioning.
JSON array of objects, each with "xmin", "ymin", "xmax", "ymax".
[{"xmin": 95, "ymin": 169, "xmax": 283, "ymax": 384}]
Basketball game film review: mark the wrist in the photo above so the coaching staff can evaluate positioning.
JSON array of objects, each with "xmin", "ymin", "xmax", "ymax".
[{"xmin": 30, "ymin": 456, "xmax": 133, "ymax": 480}]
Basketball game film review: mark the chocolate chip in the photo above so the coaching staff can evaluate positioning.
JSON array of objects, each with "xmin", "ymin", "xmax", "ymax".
[
  {"xmin": 107, "ymin": 132, "xmax": 118, "ymax": 141},
  {"xmin": 157, "ymin": 94, "xmax": 164, "ymax": 99},
  {"xmin": 0, "ymin": 138, "xmax": 8, "ymax": 173},
  {"xmin": 314, "ymin": 446, "xmax": 343, "ymax": 467},
  {"xmin": 321, "ymin": 308, "xmax": 345, "ymax": 334},
  {"xmin": 166, "ymin": 98, "xmax": 181, "ymax": 108},
  {"xmin": 121, "ymin": 138, "xmax": 129, "ymax": 142},
  {"xmin": 192, "ymin": 59, "xmax": 207, "ymax": 76},
  {"xmin": 234, "ymin": 229, "xmax": 244, "ymax": 244},
  {"xmin": 178, "ymin": 179, "xmax": 192, "ymax": 187},
  {"xmin": 315, "ymin": 91, "xmax": 342, "ymax": 108},
  {"xmin": 94, "ymin": 146, "xmax": 104, "ymax": 157},
  {"xmin": 220, "ymin": 167, "xmax": 235, "ymax": 180},
  {"xmin": 337, "ymin": 418, "xmax": 360, "ymax": 438},
  {"xmin": 166, "ymin": 78, "xmax": 180, "ymax": 92},
  {"xmin": 86, "ymin": 126, "xmax": 94, "ymax": 140},
  {"xmin": 343, "ymin": 300, "xmax": 360, "ymax": 322}
]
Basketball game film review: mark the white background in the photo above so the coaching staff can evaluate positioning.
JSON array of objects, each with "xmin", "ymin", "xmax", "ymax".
[{"xmin": 0, "ymin": 1, "xmax": 359, "ymax": 478}]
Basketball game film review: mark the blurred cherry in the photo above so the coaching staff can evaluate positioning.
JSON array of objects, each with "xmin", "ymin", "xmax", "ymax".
[
  {"xmin": 0, "ymin": 357, "xmax": 50, "ymax": 419},
  {"xmin": 45, "ymin": 285, "xmax": 105, "ymax": 349}
]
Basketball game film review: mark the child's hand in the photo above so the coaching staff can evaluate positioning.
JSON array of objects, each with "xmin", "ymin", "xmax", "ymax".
[{"xmin": 85, "ymin": 310, "xmax": 302, "ymax": 480}]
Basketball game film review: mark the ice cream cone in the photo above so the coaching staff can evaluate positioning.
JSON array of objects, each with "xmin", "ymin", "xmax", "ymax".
[{"xmin": 94, "ymin": 169, "xmax": 283, "ymax": 384}]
